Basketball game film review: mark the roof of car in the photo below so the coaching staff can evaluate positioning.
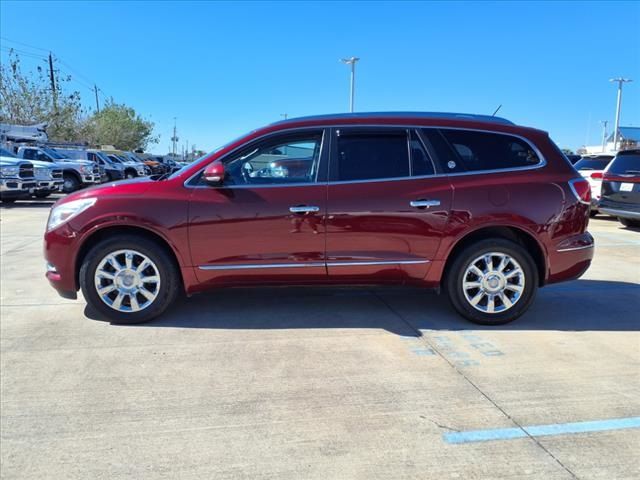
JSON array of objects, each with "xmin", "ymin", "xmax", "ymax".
[{"xmin": 271, "ymin": 112, "xmax": 515, "ymax": 127}]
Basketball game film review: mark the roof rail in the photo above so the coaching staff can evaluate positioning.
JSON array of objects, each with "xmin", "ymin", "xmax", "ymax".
[{"xmin": 272, "ymin": 111, "xmax": 515, "ymax": 126}]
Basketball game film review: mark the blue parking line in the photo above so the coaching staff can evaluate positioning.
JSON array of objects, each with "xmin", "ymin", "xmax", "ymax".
[{"xmin": 444, "ymin": 416, "xmax": 640, "ymax": 444}]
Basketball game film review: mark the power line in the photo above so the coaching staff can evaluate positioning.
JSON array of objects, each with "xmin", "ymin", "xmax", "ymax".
[
  {"xmin": 0, "ymin": 36, "xmax": 50, "ymax": 53},
  {"xmin": 1, "ymin": 37, "xmax": 110, "ymax": 107}
]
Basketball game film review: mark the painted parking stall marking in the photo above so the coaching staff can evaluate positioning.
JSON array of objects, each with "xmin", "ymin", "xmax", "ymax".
[
  {"xmin": 399, "ymin": 331, "xmax": 505, "ymax": 366},
  {"xmin": 444, "ymin": 416, "xmax": 640, "ymax": 444}
]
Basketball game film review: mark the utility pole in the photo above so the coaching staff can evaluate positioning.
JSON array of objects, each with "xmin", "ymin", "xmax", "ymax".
[
  {"xmin": 600, "ymin": 120, "xmax": 608, "ymax": 152},
  {"xmin": 340, "ymin": 57, "xmax": 360, "ymax": 112},
  {"xmin": 280, "ymin": 113, "xmax": 288, "ymax": 120},
  {"xmin": 609, "ymin": 78, "xmax": 633, "ymax": 151},
  {"xmin": 94, "ymin": 85, "xmax": 100, "ymax": 113},
  {"xmin": 48, "ymin": 52, "xmax": 57, "ymax": 111}
]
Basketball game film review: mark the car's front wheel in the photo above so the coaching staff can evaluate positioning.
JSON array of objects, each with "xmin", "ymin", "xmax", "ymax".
[
  {"xmin": 445, "ymin": 238, "xmax": 538, "ymax": 325},
  {"xmin": 79, "ymin": 235, "xmax": 180, "ymax": 324}
]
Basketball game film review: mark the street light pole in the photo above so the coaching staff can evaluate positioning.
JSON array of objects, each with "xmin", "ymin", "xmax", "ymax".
[
  {"xmin": 600, "ymin": 120, "xmax": 608, "ymax": 152},
  {"xmin": 609, "ymin": 78, "xmax": 633, "ymax": 151},
  {"xmin": 340, "ymin": 57, "xmax": 360, "ymax": 112}
]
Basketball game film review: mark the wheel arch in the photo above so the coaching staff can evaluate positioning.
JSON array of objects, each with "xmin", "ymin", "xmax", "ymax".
[
  {"xmin": 442, "ymin": 225, "xmax": 548, "ymax": 287},
  {"xmin": 75, "ymin": 224, "xmax": 185, "ymax": 293}
]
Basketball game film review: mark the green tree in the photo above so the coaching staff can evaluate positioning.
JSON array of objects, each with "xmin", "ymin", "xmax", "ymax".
[
  {"xmin": 85, "ymin": 100, "xmax": 158, "ymax": 150},
  {"xmin": 0, "ymin": 50, "xmax": 87, "ymax": 141},
  {"xmin": 561, "ymin": 148, "xmax": 574, "ymax": 155}
]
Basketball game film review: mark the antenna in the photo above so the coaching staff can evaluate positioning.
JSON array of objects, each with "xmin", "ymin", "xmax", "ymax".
[{"xmin": 491, "ymin": 105, "xmax": 502, "ymax": 117}]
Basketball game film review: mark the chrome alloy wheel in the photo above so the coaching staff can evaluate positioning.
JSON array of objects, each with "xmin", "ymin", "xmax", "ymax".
[
  {"xmin": 462, "ymin": 252, "xmax": 525, "ymax": 314},
  {"xmin": 94, "ymin": 249, "xmax": 161, "ymax": 312}
]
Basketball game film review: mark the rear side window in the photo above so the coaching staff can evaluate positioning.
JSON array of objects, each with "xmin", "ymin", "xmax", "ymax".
[
  {"xmin": 574, "ymin": 158, "xmax": 613, "ymax": 170},
  {"xmin": 607, "ymin": 154, "xmax": 640, "ymax": 175},
  {"xmin": 438, "ymin": 129, "xmax": 541, "ymax": 172},
  {"xmin": 335, "ymin": 132, "xmax": 409, "ymax": 181}
]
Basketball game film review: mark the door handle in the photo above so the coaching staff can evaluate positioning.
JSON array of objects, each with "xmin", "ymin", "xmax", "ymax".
[
  {"xmin": 289, "ymin": 205, "xmax": 320, "ymax": 214},
  {"xmin": 410, "ymin": 199, "xmax": 441, "ymax": 208}
]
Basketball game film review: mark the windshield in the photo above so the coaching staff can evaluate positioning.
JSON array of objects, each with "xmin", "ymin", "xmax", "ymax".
[
  {"xmin": 95, "ymin": 152, "xmax": 112, "ymax": 163},
  {"xmin": 43, "ymin": 148, "xmax": 67, "ymax": 159},
  {"xmin": 608, "ymin": 154, "xmax": 640, "ymax": 175},
  {"xmin": 575, "ymin": 158, "xmax": 612, "ymax": 170},
  {"xmin": 0, "ymin": 147, "xmax": 17, "ymax": 158}
]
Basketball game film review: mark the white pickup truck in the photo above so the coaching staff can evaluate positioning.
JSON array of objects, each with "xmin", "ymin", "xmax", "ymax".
[
  {"xmin": 0, "ymin": 157, "xmax": 37, "ymax": 203},
  {"xmin": 15, "ymin": 146, "xmax": 102, "ymax": 193}
]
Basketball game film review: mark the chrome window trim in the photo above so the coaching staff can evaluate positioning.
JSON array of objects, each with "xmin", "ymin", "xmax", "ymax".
[
  {"xmin": 198, "ymin": 259, "xmax": 430, "ymax": 270},
  {"xmin": 184, "ymin": 124, "xmax": 547, "ymax": 189}
]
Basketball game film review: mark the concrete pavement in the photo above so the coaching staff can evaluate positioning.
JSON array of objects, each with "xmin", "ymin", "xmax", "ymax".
[{"xmin": 1, "ymin": 199, "xmax": 639, "ymax": 479}]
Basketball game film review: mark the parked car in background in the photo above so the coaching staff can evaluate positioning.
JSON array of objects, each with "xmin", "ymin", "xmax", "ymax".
[
  {"xmin": 0, "ymin": 148, "xmax": 63, "ymax": 198},
  {"xmin": 565, "ymin": 154, "xmax": 582, "ymax": 164},
  {"xmin": 15, "ymin": 146, "xmax": 101, "ymax": 193},
  {"xmin": 44, "ymin": 112, "xmax": 593, "ymax": 326},
  {"xmin": 105, "ymin": 154, "xmax": 147, "ymax": 178},
  {"xmin": 574, "ymin": 154, "xmax": 615, "ymax": 216},
  {"xmin": 599, "ymin": 149, "xmax": 640, "ymax": 228},
  {"xmin": 0, "ymin": 157, "xmax": 36, "ymax": 203},
  {"xmin": 54, "ymin": 149, "xmax": 126, "ymax": 182}
]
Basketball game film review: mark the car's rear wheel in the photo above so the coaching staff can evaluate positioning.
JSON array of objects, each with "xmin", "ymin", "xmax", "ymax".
[
  {"xmin": 445, "ymin": 238, "xmax": 538, "ymax": 325},
  {"xmin": 618, "ymin": 217, "xmax": 640, "ymax": 228},
  {"xmin": 79, "ymin": 235, "xmax": 180, "ymax": 324}
]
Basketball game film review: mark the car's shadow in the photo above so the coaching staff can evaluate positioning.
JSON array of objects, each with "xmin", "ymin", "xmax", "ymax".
[
  {"xmin": 85, "ymin": 279, "xmax": 640, "ymax": 335},
  {"xmin": 0, "ymin": 199, "xmax": 58, "ymax": 209}
]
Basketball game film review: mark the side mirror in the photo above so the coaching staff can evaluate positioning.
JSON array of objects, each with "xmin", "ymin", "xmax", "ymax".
[{"xmin": 203, "ymin": 161, "xmax": 225, "ymax": 185}]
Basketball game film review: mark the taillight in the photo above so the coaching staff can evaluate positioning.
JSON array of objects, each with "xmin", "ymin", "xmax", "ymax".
[
  {"xmin": 568, "ymin": 178, "xmax": 591, "ymax": 205},
  {"xmin": 590, "ymin": 172, "xmax": 603, "ymax": 180}
]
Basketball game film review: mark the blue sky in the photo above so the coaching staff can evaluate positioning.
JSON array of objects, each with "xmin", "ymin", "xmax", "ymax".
[{"xmin": 1, "ymin": 1, "xmax": 639, "ymax": 153}]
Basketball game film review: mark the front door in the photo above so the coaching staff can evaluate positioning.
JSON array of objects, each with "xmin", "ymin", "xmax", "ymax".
[
  {"xmin": 326, "ymin": 127, "xmax": 453, "ymax": 284},
  {"xmin": 188, "ymin": 129, "xmax": 329, "ymax": 287}
]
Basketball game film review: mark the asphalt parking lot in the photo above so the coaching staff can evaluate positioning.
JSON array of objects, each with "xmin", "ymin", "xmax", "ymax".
[{"xmin": 1, "ymin": 197, "xmax": 639, "ymax": 480}]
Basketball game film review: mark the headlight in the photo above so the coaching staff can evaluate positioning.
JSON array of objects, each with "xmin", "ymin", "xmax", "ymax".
[
  {"xmin": 79, "ymin": 165, "xmax": 93, "ymax": 174},
  {"xmin": 0, "ymin": 166, "xmax": 20, "ymax": 177},
  {"xmin": 47, "ymin": 198, "xmax": 97, "ymax": 231}
]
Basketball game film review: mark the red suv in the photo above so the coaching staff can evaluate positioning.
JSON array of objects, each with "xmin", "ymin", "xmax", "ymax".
[{"xmin": 44, "ymin": 113, "xmax": 594, "ymax": 325}]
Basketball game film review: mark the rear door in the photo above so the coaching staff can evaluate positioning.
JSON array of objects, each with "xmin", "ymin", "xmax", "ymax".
[{"xmin": 325, "ymin": 127, "xmax": 453, "ymax": 284}]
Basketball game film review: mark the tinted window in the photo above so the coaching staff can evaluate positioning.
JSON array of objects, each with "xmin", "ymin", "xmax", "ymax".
[
  {"xmin": 439, "ymin": 129, "xmax": 541, "ymax": 172},
  {"xmin": 608, "ymin": 154, "xmax": 640, "ymax": 175},
  {"xmin": 222, "ymin": 133, "xmax": 323, "ymax": 185},
  {"xmin": 574, "ymin": 158, "xmax": 613, "ymax": 170},
  {"xmin": 410, "ymin": 130, "xmax": 434, "ymax": 176},
  {"xmin": 22, "ymin": 149, "xmax": 37, "ymax": 160},
  {"xmin": 336, "ymin": 132, "xmax": 409, "ymax": 181}
]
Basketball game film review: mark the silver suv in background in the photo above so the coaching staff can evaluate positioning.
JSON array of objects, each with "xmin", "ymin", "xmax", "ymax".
[
  {"xmin": 15, "ymin": 146, "xmax": 101, "ymax": 193},
  {"xmin": 54, "ymin": 149, "xmax": 128, "ymax": 182},
  {"xmin": 104, "ymin": 153, "xmax": 148, "ymax": 178}
]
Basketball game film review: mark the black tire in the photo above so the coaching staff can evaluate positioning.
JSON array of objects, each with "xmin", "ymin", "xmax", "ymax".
[
  {"xmin": 445, "ymin": 238, "xmax": 538, "ymax": 325},
  {"xmin": 62, "ymin": 173, "xmax": 81, "ymax": 193},
  {"xmin": 34, "ymin": 191, "xmax": 51, "ymax": 199},
  {"xmin": 589, "ymin": 210, "xmax": 598, "ymax": 218},
  {"xmin": 79, "ymin": 234, "xmax": 180, "ymax": 324},
  {"xmin": 1, "ymin": 198, "xmax": 17, "ymax": 204},
  {"xmin": 125, "ymin": 169, "xmax": 136, "ymax": 179},
  {"xmin": 619, "ymin": 217, "xmax": 640, "ymax": 228}
]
